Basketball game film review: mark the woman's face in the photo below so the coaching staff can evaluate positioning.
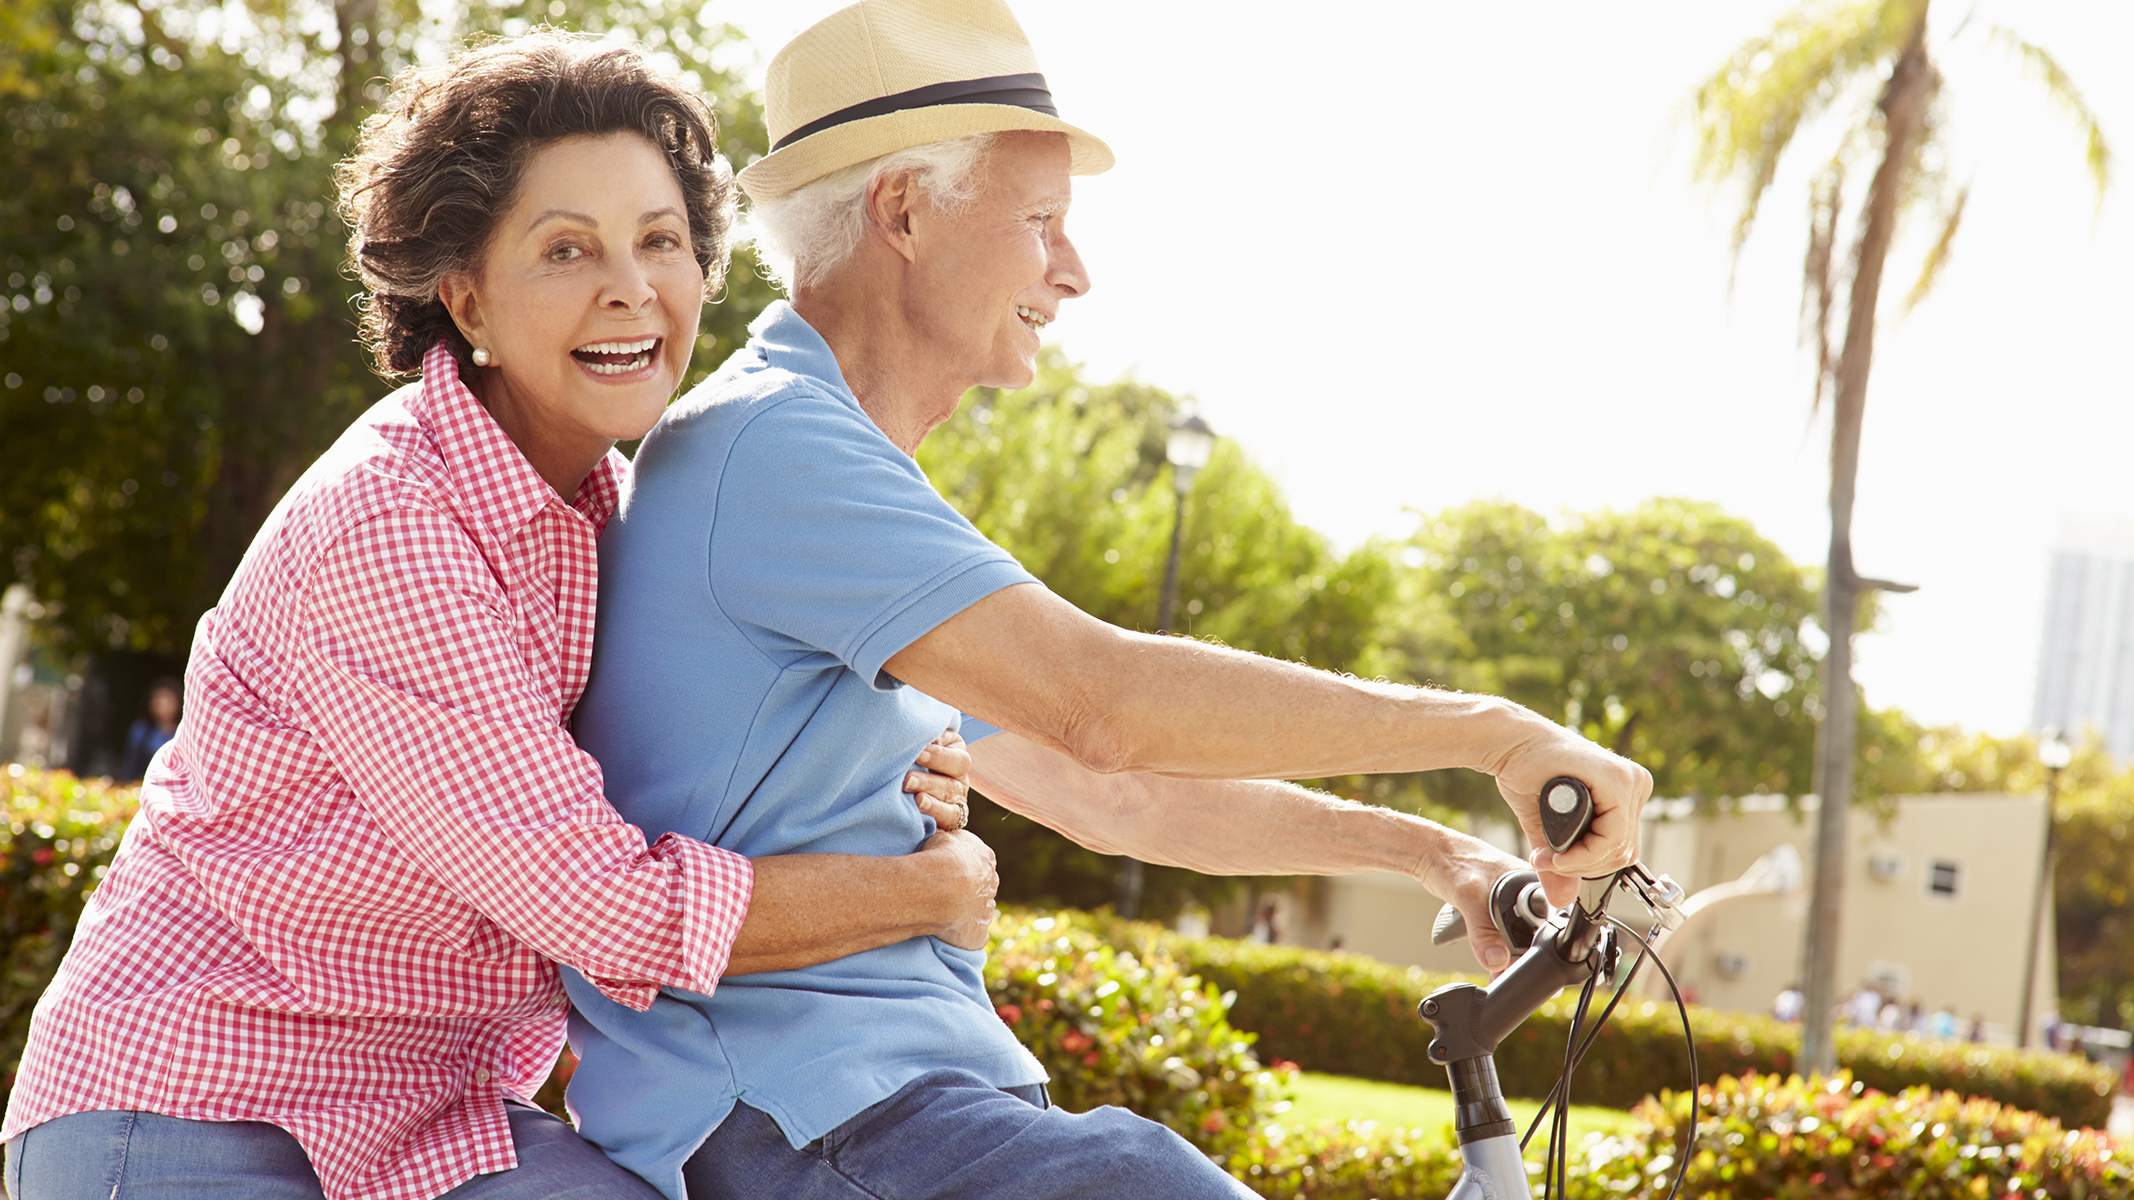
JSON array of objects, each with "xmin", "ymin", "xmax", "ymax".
[{"xmin": 442, "ymin": 133, "xmax": 705, "ymax": 487}]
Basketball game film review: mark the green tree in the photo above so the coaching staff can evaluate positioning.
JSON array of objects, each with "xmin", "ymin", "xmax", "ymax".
[
  {"xmin": 2049, "ymin": 740, "xmax": 2134, "ymax": 1032},
  {"xmin": 1689, "ymin": 0, "xmax": 2110, "ymax": 1073},
  {"xmin": 1384, "ymin": 498, "xmax": 1825, "ymax": 812},
  {"xmin": 2, "ymin": 0, "xmax": 776, "ymax": 657}
]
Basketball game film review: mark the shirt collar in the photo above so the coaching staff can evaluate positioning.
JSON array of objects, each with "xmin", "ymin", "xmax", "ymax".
[
  {"xmin": 750, "ymin": 301, "xmax": 860, "ymax": 408},
  {"xmin": 405, "ymin": 341, "xmax": 625, "ymax": 538}
]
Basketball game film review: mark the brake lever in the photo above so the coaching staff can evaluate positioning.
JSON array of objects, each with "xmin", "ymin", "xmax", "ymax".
[{"xmin": 1615, "ymin": 863, "xmax": 1686, "ymax": 932}]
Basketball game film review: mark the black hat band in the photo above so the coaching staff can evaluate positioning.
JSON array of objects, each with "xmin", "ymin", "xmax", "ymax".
[{"xmin": 771, "ymin": 72, "xmax": 1058, "ymax": 152}]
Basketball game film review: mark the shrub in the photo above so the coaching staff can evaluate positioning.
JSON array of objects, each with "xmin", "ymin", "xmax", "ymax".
[
  {"xmin": 1222, "ymin": 1070, "xmax": 2134, "ymax": 1199},
  {"xmin": 2, "ymin": 767, "xmax": 140, "ymax": 1103},
  {"xmin": 986, "ymin": 909, "xmax": 1276, "ymax": 1159},
  {"xmin": 1075, "ymin": 913, "xmax": 2118, "ymax": 1131},
  {"xmin": 1588, "ymin": 1070, "xmax": 2134, "ymax": 1199}
]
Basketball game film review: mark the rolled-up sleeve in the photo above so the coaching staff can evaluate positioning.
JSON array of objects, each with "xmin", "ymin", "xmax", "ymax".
[{"xmin": 294, "ymin": 503, "xmax": 750, "ymax": 1009}]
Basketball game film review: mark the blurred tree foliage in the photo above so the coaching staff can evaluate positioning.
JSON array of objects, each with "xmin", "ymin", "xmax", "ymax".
[
  {"xmin": 1, "ymin": 0, "xmax": 775, "ymax": 655},
  {"xmin": 1383, "ymin": 498, "xmax": 1825, "ymax": 810},
  {"xmin": 2037, "ymin": 737, "xmax": 2134, "ymax": 1032}
]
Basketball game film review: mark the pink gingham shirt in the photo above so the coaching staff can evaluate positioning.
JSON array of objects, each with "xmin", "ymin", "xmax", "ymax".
[{"xmin": 2, "ymin": 343, "xmax": 754, "ymax": 1200}]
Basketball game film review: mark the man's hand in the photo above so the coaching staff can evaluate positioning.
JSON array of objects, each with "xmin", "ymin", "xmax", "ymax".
[
  {"xmin": 904, "ymin": 727, "xmax": 972, "ymax": 832},
  {"xmin": 916, "ymin": 828, "xmax": 998, "ymax": 950},
  {"xmin": 1488, "ymin": 717, "xmax": 1651, "ymax": 906},
  {"xmin": 1419, "ymin": 827, "xmax": 1532, "ymax": 975}
]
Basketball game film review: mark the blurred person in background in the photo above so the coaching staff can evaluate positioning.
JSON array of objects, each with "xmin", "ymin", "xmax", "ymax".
[{"xmin": 116, "ymin": 676, "xmax": 181, "ymax": 781}]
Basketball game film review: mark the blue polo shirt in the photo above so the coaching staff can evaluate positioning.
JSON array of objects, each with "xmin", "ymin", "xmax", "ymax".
[{"xmin": 562, "ymin": 302, "xmax": 1044, "ymax": 1198}]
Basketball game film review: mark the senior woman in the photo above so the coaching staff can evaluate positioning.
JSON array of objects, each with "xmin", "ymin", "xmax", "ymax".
[
  {"xmin": 561, "ymin": 2, "xmax": 1653, "ymax": 1198},
  {"xmin": 0, "ymin": 33, "xmax": 1000, "ymax": 1200}
]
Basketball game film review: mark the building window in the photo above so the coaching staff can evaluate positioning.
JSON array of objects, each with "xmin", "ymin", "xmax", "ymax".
[{"xmin": 1926, "ymin": 858, "xmax": 1962, "ymax": 900}]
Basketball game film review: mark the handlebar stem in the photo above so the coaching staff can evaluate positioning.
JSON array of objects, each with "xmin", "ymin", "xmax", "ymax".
[{"xmin": 1417, "ymin": 904, "xmax": 1611, "ymax": 1144}]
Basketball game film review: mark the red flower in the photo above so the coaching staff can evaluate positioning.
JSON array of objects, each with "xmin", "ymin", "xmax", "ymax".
[
  {"xmin": 1060, "ymin": 1030, "xmax": 1092, "ymax": 1054},
  {"xmin": 31, "ymin": 849, "xmax": 53, "ymax": 865},
  {"xmin": 1082, "ymin": 1052, "xmax": 1099, "ymax": 1067},
  {"xmin": 995, "ymin": 1004, "xmax": 1022, "ymax": 1025}
]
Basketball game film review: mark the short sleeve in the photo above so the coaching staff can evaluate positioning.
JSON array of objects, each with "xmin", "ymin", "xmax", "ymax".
[{"xmin": 710, "ymin": 391, "xmax": 1037, "ymax": 688}]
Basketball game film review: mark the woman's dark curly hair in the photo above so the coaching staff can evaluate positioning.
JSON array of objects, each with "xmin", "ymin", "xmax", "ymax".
[{"xmin": 337, "ymin": 31, "xmax": 734, "ymax": 378}]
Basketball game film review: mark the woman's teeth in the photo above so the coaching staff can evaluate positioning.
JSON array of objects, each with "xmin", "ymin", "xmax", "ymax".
[
  {"xmin": 1016, "ymin": 306, "xmax": 1049, "ymax": 331},
  {"xmin": 572, "ymin": 337, "xmax": 660, "ymax": 375}
]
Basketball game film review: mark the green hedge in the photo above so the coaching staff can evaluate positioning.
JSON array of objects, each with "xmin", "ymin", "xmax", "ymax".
[
  {"xmin": 1223, "ymin": 1070, "xmax": 2134, "ymax": 1200},
  {"xmin": 2, "ymin": 766, "xmax": 140, "ymax": 1101},
  {"xmin": 1062, "ymin": 911, "xmax": 2118, "ymax": 1131}
]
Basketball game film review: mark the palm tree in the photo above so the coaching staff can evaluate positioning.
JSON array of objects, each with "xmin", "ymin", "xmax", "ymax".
[{"xmin": 1688, "ymin": 0, "xmax": 2109, "ymax": 1074}]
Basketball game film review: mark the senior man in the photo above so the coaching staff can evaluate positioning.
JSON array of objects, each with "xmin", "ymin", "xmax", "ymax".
[{"xmin": 562, "ymin": 1, "xmax": 1652, "ymax": 1197}]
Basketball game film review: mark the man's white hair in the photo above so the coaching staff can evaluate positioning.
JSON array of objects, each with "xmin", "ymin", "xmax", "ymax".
[{"xmin": 747, "ymin": 133, "xmax": 997, "ymax": 294}]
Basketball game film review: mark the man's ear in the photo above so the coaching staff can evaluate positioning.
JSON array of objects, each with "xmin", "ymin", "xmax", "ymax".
[
  {"xmin": 437, "ymin": 270, "xmax": 488, "ymax": 351},
  {"xmin": 864, "ymin": 169, "xmax": 922, "ymax": 264}
]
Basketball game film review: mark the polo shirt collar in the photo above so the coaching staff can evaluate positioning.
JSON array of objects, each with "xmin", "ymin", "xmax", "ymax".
[
  {"xmin": 405, "ymin": 341, "xmax": 624, "ymax": 538},
  {"xmin": 751, "ymin": 301, "xmax": 860, "ymax": 407}
]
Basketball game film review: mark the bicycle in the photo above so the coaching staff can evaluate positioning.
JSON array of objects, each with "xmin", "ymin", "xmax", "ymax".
[{"xmin": 1423, "ymin": 777, "xmax": 1700, "ymax": 1200}]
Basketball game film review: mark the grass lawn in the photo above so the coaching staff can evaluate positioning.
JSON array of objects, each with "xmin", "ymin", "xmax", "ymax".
[{"xmin": 1281, "ymin": 1071, "xmax": 1642, "ymax": 1144}]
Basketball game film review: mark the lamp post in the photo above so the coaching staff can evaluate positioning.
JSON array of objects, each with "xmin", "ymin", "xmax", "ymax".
[
  {"xmin": 1156, "ymin": 413, "xmax": 1215, "ymax": 637},
  {"xmin": 2018, "ymin": 729, "xmax": 2074, "ymax": 1049},
  {"xmin": 1116, "ymin": 411, "xmax": 1216, "ymax": 920}
]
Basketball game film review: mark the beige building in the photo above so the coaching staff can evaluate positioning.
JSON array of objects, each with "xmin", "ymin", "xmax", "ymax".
[{"xmin": 1274, "ymin": 793, "xmax": 2057, "ymax": 1045}]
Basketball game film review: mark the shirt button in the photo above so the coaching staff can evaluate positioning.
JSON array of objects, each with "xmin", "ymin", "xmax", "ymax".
[{"xmin": 474, "ymin": 1068, "xmax": 491, "ymax": 1085}]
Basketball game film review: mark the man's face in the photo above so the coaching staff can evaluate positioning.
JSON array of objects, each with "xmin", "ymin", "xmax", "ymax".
[{"xmin": 907, "ymin": 131, "xmax": 1090, "ymax": 393}]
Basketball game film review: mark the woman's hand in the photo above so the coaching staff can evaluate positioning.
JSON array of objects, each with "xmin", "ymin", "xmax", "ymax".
[
  {"xmin": 905, "ymin": 727, "xmax": 973, "ymax": 832},
  {"xmin": 916, "ymin": 828, "xmax": 999, "ymax": 950}
]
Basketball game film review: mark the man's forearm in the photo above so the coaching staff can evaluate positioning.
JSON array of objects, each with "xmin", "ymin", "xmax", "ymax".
[
  {"xmin": 969, "ymin": 733, "xmax": 1510, "ymax": 896},
  {"xmin": 890, "ymin": 583, "xmax": 1650, "ymax": 888},
  {"xmin": 724, "ymin": 853, "xmax": 949, "ymax": 975}
]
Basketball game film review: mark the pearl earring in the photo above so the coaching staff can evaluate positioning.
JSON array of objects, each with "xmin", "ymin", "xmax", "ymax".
[{"xmin": 471, "ymin": 347, "xmax": 493, "ymax": 367}]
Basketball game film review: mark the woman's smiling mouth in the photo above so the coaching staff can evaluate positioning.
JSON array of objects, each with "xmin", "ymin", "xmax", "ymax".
[{"xmin": 572, "ymin": 336, "xmax": 662, "ymax": 375}]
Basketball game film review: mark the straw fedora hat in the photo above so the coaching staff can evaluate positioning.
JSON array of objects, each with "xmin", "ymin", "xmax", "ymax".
[{"xmin": 737, "ymin": 0, "xmax": 1114, "ymax": 203}]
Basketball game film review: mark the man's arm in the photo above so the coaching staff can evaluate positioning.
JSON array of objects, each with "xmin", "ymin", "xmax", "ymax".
[
  {"xmin": 887, "ymin": 582, "xmax": 1650, "ymax": 901},
  {"xmin": 967, "ymin": 732, "xmax": 1529, "ymax": 971}
]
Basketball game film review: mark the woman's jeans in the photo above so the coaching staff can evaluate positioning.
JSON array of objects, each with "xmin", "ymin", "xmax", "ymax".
[
  {"xmin": 681, "ymin": 1068, "xmax": 1256, "ymax": 1200},
  {"xmin": 3, "ymin": 1103, "xmax": 660, "ymax": 1199}
]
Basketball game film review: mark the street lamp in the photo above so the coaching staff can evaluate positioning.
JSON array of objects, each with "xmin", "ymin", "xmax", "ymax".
[
  {"xmin": 1156, "ymin": 412, "xmax": 1215, "ymax": 636},
  {"xmin": 2018, "ymin": 728, "xmax": 2074, "ymax": 1049},
  {"xmin": 1118, "ymin": 411, "xmax": 1216, "ymax": 920}
]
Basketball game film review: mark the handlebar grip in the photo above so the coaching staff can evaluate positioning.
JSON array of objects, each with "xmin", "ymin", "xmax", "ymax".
[
  {"xmin": 1539, "ymin": 776, "xmax": 1594, "ymax": 855},
  {"xmin": 1430, "ymin": 869, "xmax": 1551, "ymax": 951},
  {"xmin": 1431, "ymin": 902, "xmax": 1468, "ymax": 946}
]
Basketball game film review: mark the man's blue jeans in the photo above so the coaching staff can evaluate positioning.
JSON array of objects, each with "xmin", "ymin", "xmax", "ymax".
[
  {"xmin": 3, "ymin": 1103, "xmax": 661, "ymax": 1199},
  {"xmin": 682, "ymin": 1069, "xmax": 1256, "ymax": 1199}
]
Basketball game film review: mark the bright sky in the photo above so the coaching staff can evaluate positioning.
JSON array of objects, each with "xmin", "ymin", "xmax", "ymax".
[{"xmin": 715, "ymin": 0, "xmax": 2134, "ymax": 738}]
